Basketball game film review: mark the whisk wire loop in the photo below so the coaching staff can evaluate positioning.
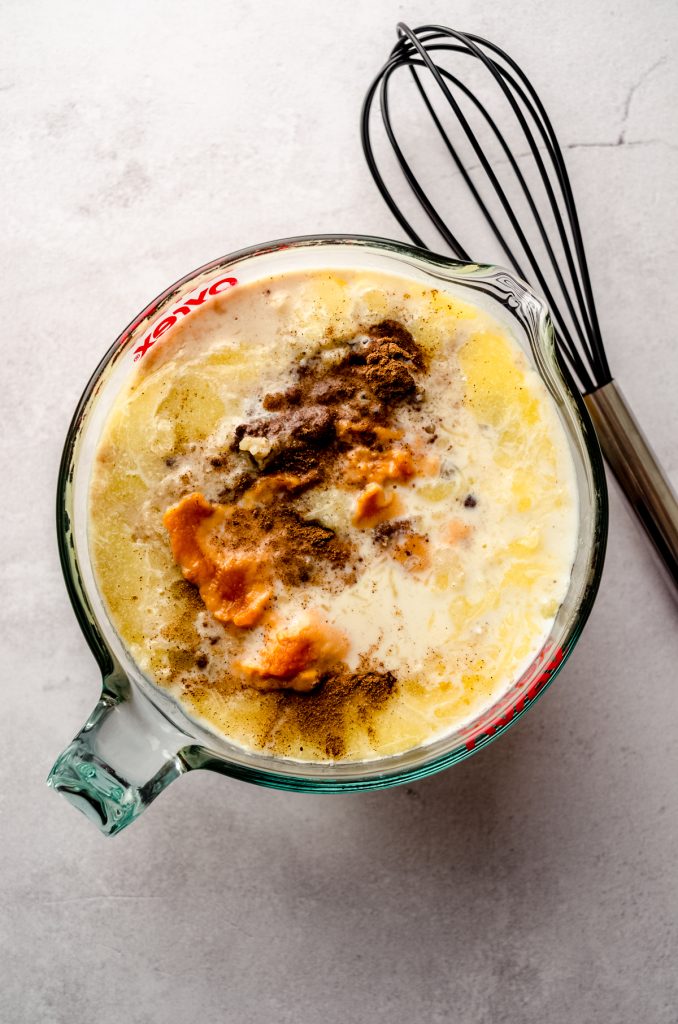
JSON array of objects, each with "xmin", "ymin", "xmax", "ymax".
[
  {"xmin": 400, "ymin": 55, "xmax": 600, "ymax": 380},
  {"xmin": 361, "ymin": 23, "xmax": 612, "ymax": 391}
]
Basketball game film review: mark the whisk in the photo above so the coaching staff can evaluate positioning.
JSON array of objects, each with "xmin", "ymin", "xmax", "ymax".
[{"xmin": 361, "ymin": 23, "xmax": 678, "ymax": 592}]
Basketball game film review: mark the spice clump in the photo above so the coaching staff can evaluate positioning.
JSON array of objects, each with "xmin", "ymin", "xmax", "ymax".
[
  {"xmin": 162, "ymin": 319, "xmax": 431, "ymax": 742},
  {"xmin": 273, "ymin": 664, "xmax": 398, "ymax": 759}
]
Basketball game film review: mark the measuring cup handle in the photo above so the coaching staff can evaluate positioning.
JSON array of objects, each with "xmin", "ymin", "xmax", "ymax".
[{"xmin": 47, "ymin": 679, "xmax": 190, "ymax": 837}]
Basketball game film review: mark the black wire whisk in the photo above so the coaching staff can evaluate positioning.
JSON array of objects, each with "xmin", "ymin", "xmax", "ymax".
[{"xmin": 361, "ymin": 23, "xmax": 678, "ymax": 592}]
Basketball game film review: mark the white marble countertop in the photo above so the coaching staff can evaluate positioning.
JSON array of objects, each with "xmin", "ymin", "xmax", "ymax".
[{"xmin": 2, "ymin": 1, "xmax": 677, "ymax": 1021}]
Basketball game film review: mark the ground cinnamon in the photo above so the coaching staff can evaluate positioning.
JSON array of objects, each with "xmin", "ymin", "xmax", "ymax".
[
  {"xmin": 232, "ymin": 319, "xmax": 428, "ymax": 491},
  {"xmin": 273, "ymin": 664, "xmax": 398, "ymax": 758},
  {"xmin": 163, "ymin": 319, "xmax": 431, "ymax": 711}
]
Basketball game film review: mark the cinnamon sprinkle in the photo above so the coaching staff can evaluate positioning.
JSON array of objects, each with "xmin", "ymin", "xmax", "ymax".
[
  {"xmin": 273, "ymin": 665, "xmax": 398, "ymax": 758},
  {"xmin": 163, "ymin": 320, "xmax": 430, "ymax": 722}
]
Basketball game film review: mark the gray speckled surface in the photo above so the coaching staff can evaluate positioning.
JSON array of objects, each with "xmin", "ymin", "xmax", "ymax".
[{"xmin": 2, "ymin": 1, "xmax": 678, "ymax": 1021}]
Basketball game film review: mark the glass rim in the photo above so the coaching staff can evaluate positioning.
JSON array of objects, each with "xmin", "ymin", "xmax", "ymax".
[{"xmin": 56, "ymin": 232, "xmax": 608, "ymax": 791}]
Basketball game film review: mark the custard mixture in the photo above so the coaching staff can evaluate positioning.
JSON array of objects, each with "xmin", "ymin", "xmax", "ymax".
[{"xmin": 89, "ymin": 269, "xmax": 578, "ymax": 761}]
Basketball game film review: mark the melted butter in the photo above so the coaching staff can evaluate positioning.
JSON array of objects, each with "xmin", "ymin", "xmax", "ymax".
[{"xmin": 89, "ymin": 269, "xmax": 578, "ymax": 762}]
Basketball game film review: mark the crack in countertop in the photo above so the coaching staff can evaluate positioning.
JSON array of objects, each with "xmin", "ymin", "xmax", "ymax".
[{"xmin": 617, "ymin": 56, "xmax": 668, "ymax": 144}]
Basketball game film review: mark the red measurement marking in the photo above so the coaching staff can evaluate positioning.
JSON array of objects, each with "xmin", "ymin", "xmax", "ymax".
[
  {"xmin": 463, "ymin": 645, "xmax": 564, "ymax": 752},
  {"xmin": 131, "ymin": 276, "xmax": 238, "ymax": 361}
]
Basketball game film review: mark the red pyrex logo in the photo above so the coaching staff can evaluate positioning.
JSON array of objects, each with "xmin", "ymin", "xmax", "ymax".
[
  {"xmin": 131, "ymin": 276, "xmax": 238, "ymax": 361},
  {"xmin": 461, "ymin": 645, "xmax": 565, "ymax": 752}
]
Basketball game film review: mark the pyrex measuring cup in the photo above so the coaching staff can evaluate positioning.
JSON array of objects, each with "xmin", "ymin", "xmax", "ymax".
[{"xmin": 48, "ymin": 235, "xmax": 607, "ymax": 836}]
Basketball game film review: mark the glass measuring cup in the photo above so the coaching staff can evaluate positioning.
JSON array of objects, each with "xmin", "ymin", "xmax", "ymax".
[{"xmin": 48, "ymin": 235, "xmax": 607, "ymax": 836}]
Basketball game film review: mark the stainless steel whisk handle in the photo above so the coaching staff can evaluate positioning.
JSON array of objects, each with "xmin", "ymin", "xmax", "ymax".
[{"xmin": 584, "ymin": 381, "xmax": 678, "ymax": 592}]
